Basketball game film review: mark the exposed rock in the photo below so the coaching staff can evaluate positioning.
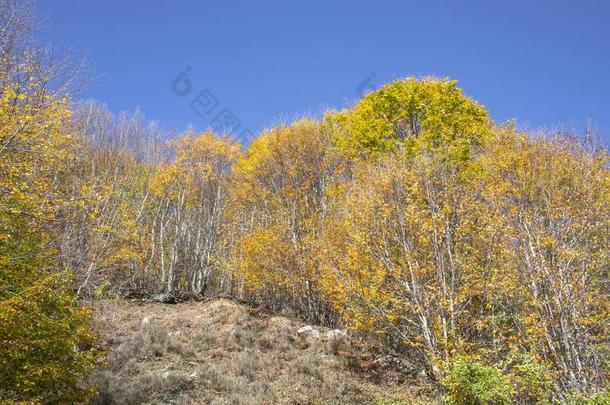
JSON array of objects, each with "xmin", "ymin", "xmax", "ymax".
[
  {"xmin": 326, "ymin": 329, "xmax": 348, "ymax": 341},
  {"xmin": 150, "ymin": 293, "xmax": 178, "ymax": 304},
  {"xmin": 297, "ymin": 325, "xmax": 320, "ymax": 339},
  {"xmin": 372, "ymin": 354, "xmax": 419, "ymax": 377},
  {"xmin": 141, "ymin": 315, "xmax": 154, "ymax": 326},
  {"xmin": 372, "ymin": 355, "xmax": 392, "ymax": 367}
]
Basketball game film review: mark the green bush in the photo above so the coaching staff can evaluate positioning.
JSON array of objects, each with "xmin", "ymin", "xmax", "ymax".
[
  {"xmin": 442, "ymin": 355, "xmax": 514, "ymax": 405},
  {"xmin": 583, "ymin": 392, "xmax": 610, "ymax": 405},
  {"xmin": 564, "ymin": 390, "xmax": 610, "ymax": 405},
  {"xmin": 0, "ymin": 212, "xmax": 102, "ymax": 403},
  {"xmin": 505, "ymin": 352, "xmax": 552, "ymax": 403},
  {"xmin": 0, "ymin": 272, "xmax": 102, "ymax": 403}
]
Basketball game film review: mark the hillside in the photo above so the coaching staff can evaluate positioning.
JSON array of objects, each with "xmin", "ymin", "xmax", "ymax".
[
  {"xmin": 3, "ymin": 1, "xmax": 608, "ymax": 401},
  {"xmin": 89, "ymin": 299, "xmax": 436, "ymax": 404}
]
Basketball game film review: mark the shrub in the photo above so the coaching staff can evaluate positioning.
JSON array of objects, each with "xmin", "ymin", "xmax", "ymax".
[
  {"xmin": 442, "ymin": 355, "xmax": 514, "ymax": 405},
  {"xmin": 505, "ymin": 352, "xmax": 552, "ymax": 403},
  {"xmin": 0, "ymin": 272, "xmax": 102, "ymax": 403},
  {"xmin": 564, "ymin": 390, "xmax": 610, "ymax": 405}
]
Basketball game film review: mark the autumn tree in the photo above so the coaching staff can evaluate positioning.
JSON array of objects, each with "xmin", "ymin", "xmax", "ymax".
[
  {"xmin": 148, "ymin": 131, "xmax": 240, "ymax": 296},
  {"xmin": 320, "ymin": 78, "xmax": 509, "ymax": 380},
  {"xmin": 480, "ymin": 127, "xmax": 610, "ymax": 391},
  {"xmin": 230, "ymin": 119, "xmax": 339, "ymax": 323},
  {"xmin": 325, "ymin": 77, "xmax": 491, "ymax": 160},
  {"xmin": 321, "ymin": 149, "xmax": 503, "ymax": 377},
  {"xmin": 61, "ymin": 102, "xmax": 166, "ymax": 298},
  {"xmin": 0, "ymin": 18, "xmax": 100, "ymax": 403}
]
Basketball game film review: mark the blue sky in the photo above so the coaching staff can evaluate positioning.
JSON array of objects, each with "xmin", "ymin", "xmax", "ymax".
[{"xmin": 39, "ymin": 0, "xmax": 610, "ymax": 144}]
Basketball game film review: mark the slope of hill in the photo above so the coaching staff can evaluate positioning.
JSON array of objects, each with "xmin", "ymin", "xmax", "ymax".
[{"xmin": 89, "ymin": 299, "xmax": 436, "ymax": 404}]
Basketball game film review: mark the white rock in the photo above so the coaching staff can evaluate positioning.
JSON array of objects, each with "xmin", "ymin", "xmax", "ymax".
[
  {"xmin": 297, "ymin": 325, "xmax": 320, "ymax": 339},
  {"xmin": 297, "ymin": 325, "xmax": 313, "ymax": 335},
  {"xmin": 372, "ymin": 355, "xmax": 392, "ymax": 366},
  {"xmin": 141, "ymin": 315, "xmax": 154, "ymax": 326},
  {"xmin": 327, "ymin": 329, "xmax": 348, "ymax": 340}
]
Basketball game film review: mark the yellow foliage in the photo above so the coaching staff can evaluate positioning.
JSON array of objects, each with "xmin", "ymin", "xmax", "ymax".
[
  {"xmin": 1, "ymin": 64, "xmax": 102, "ymax": 401},
  {"xmin": 230, "ymin": 118, "xmax": 337, "ymax": 322},
  {"xmin": 325, "ymin": 77, "xmax": 491, "ymax": 161}
]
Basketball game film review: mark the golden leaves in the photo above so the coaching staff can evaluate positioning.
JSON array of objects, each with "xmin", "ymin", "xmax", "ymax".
[{"xmin": 325, "ymin": 77, "xmax": 492, "ymax": 161}]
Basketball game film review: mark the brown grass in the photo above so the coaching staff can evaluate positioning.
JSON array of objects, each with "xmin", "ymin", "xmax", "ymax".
[{"xmin": 88, "ymin": 298, "xmax": 437, "ymax": 404}]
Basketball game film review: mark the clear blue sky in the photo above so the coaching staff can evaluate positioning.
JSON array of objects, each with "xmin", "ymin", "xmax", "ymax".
[{"xmin": 38, "ymin": 0, "xmax": 610, "ymax": 144}]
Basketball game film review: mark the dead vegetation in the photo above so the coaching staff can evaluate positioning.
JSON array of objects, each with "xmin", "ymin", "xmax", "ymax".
[{"xmin": 89, "ymin": 298, "xmax": 436, "ymax": 404}]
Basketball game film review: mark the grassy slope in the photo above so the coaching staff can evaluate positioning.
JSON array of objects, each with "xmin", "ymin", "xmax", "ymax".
[{"xmin": 89, "ymin": 298, "xmax": 437, "ymax": 404}]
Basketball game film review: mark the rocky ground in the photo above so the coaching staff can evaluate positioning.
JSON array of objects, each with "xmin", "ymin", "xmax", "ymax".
[{"xmin": 89, "ymin": 298, "xmax": 437, "ymax": 404}]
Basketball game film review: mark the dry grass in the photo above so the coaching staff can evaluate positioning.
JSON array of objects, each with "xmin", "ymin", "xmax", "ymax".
[{"xmin": 89, "ymin": 298, "xmax": 436, "ymax": 404}]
